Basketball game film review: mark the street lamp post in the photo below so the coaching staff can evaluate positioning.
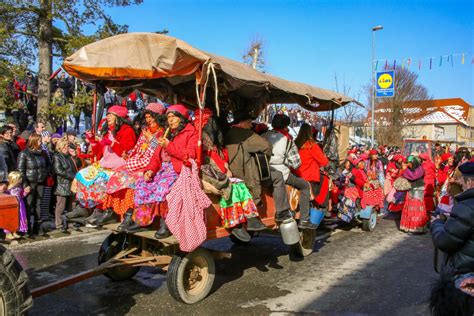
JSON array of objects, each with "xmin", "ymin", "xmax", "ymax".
[{"xmin": 371, "ymin": 25, "xmax": 383, "ymax": 148}]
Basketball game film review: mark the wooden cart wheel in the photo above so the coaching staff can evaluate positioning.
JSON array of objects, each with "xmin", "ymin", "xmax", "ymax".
[
  {"xmin": 0, "ymin": 244, "xmax": 32, "ymax": 315},
  {"xmin": 362, "ymin": 210, "xmax": 377, "ymax": 232},
  {"xmin": 98, "ymin": 233, "xmax": 140, "ymax": 281},
  {"xmin": 167, "ymin": 248, "xmax": 215, "ymax": 304},
  {"xmin": 291, "ymin": 228, "xmax": 317, "ymax": 257}
]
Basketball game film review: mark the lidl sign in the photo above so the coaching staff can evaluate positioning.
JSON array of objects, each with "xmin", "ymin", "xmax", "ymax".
[{"xmin": 376, "ymin": 71, "xmax": 394, "ymax": 97}]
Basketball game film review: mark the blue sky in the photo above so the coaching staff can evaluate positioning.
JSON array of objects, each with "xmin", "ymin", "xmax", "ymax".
[{"xmin": 80, "ymin": 0, "xmax": 473, "ymax": 105}]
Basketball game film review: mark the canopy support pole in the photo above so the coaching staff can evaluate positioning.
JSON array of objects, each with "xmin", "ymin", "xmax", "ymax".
[{"xmin": 91, "ymin": 86, "xmax": 97, "ymax": 162}]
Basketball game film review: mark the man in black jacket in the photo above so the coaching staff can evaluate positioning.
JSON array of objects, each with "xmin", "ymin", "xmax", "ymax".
[
  {"xmin": 430, "ymin": 161, "xmax": 474, "ymax": 314},
  {"xmin": 431, "ymin": 162, "xmax": 474, "ymax": 274}
]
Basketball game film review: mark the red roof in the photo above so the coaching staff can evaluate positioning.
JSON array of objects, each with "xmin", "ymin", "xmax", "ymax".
[{"xmin": 370, "ymin": 98, "xmax": 471, "ymax": 126}]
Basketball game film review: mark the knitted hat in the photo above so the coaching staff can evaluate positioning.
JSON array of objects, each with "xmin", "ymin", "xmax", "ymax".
[
  {"xmin": 369, "ymin": 149, "xmax": 378, "ymax": 156},
  {"xmin": 108, "ymin": 105, "xmax": 128, "ymax": 118},
  {"xmin": 146, "ymin": 102, "xmax": 165, "ymax": 115},
  {"xmin": 40, "ymin": 131, "xmax": 50, "ymax": 137},
  {"xmin": 166, "ymin": 104, "xmax": 189, "ymax": 119}
]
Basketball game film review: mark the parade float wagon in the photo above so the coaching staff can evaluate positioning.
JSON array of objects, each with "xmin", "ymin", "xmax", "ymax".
[{"xmin": 1, "ymin": 33, "xmax": 355, "ymax": 309}]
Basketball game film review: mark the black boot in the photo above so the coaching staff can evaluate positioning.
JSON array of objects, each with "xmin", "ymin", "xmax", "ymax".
[
  {"xmin": 298, "ymin": 220, "xmax": 318, "ymax": 230},
  {"xmin": 117, "ymin": 209, "xmax": 134, "ymax": 233},
  {"xmin": 154, "ymin": 218, "xmax": 171, "ymax": 239},
  {"xmin": 246, "ymin": 217, "xmax": 267, "ymax": 231},
  {"xmin": 125, "ymin": 222, "xmax": 147, "ymax": 233},
  {"xmin": 66, "ymin": 205, "xmax": 89, "ymax": 219},
  {"xmin": 231, "ymin": 224, "xmax": 251, "ymax": 242},
  {"xmin": 96, "ymin": 208, "xmax": 116, "ymax": 226},
  {"xmin": 85, "ymin": 209, "xmax": 103, "ymax": 225},
  {"xmin": 274, "ymin": 210, "xmax": 293, "ymax": 223}
]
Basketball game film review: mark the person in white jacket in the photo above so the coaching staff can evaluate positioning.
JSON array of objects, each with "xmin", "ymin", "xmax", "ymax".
[{"xmin": 263, "ymin": 114, "xmax": 315, "ymax": 229}]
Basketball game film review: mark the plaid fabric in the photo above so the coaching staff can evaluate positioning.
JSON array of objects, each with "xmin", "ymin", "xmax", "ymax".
[
  {"xmin": 125, "ymin": 134, "xmax": 159, "ymax": 172},
  {"xmin": 286, "ymin": 139, "xmax": 301, "ymax": 169}
]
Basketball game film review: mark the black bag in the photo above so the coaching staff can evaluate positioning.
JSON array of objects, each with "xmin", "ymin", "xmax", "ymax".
[{"xmin": 252, "ymin": 152, "xmax": 271, "ymax": 182}]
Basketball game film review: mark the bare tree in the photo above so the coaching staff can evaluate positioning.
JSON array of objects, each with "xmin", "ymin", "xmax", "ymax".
[
  {"xmin": 334, "ymin": 73, "xmax": 364, "ymax": 124},
  {"xmin": 366, "ymin": 67, "xmax": 431, "ymax": 146},
  {"xmin": 242, "ymin": 36, "xmax": 265, "ymax": 71}
]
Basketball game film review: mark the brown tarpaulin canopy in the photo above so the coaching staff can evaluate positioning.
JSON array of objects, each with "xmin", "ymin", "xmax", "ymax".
[{"xmin": 63, "ymin": 32, "xmax": 355, "ymax": 112}]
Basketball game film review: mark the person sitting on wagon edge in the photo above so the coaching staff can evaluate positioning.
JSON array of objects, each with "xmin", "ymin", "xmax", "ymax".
[
  {"xmin": 263, "ymin": 114, "xmax": 316, "ymax": 230},
  {"xmin": 225, "ymin": 112, "xmax": 293, "ymax": 233}
]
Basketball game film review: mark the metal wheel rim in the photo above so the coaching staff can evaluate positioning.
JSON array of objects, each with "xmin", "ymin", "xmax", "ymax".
[
  {"xmin": 184, "ymin": 256, "xmax": 209, "ymax": 296},
  {"xmin": 370, "ymin": 213, "xmax": 377, "ymax": 229}
]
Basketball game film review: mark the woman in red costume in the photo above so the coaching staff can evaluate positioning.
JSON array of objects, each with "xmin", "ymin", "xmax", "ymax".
[
  {"xmin": 102, "ymin": 103, "xmax": 166, "ymax": 231},
  {"xmin": 294, "ymin": 123, "xmax": 329, "ymax": 209},
  {"xmin": 352, "ymin": 154, "xmax": 384, "ymax": 212},
  {"xmin": 419, "ymin": 152, "xmax": 436, "ymax": 213},
  {"xmin": 400, "ymin": 155, "xmax": 428, "ymax": 233},
  {"xmin": 79, "ymin": 105, "xmax": 137, "ymax": 225},
  {"xmin": 132, "ymin": 104, "xmax": 198, "ymax": 238},
  {"xmin": 385, "ymin": 154, "xmax": 406, "ymax": 213}
]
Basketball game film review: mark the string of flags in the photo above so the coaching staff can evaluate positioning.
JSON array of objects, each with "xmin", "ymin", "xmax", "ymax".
[{"xmin": 374, "ymin": 52, "xmax": 473, "ymax": 71}]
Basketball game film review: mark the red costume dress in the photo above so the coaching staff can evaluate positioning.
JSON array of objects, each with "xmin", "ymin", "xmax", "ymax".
[{"xmin": 295, "ymin": 141, "xmax": 329, "ymax": 207}]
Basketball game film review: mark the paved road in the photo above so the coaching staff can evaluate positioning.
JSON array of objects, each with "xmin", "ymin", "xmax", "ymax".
[{"xmin": 10, "ymin": 217, "xmax": 438, "ymax": 315}]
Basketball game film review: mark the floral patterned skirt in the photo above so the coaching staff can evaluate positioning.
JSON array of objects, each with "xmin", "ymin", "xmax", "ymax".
[
  {"xmin": 133, "ymin": 203, "xmax": 169, "ymax": 227},
  {"xmin": 133, "ymin": 162, "xmax": 177, "ymax": 227},
  {"xmin": 75, "ymin": 165, "xmax": 112, "ymax": 209},
  {"xmin": 134, "ymin": 162, "xmax": 177, "ymax": 206},
  {"xmin": 219, "ymin": 180, "xmax": 258, "ymax": 228},
  {"xmin": 106, "ymin": 167, "xmax": 142, "ymax": 194}
]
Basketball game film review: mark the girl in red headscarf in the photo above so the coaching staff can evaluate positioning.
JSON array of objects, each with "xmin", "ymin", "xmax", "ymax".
[{"xmin": 103, "ymin": 103, "xmax": 166, "ymax": 231}]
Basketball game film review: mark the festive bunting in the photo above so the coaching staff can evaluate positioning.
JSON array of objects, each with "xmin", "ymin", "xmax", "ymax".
[{"xmin": 375, "ymin": 52, "xmax": 472, "ymax": 71}]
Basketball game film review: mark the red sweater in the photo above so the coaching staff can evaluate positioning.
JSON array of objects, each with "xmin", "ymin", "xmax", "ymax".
[
  {"xmin": 91, "ymin": 124, "xmax": 137, "ymax": 159},
  {"xmin": 165, "ymin": 123, "xmax": 198, "ymax": 173},
  {"xmin": 351, "ymin": 167, "xmax": 368, "ymax": 197},
  {"xmin": 295, "ymin": 141, "xmax": 328, "ymax": 182}
]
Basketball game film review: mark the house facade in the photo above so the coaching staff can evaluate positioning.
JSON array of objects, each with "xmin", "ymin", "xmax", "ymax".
[{"xmin": 370, "ymin": 98, "xmax": 473, "ymax": 148}]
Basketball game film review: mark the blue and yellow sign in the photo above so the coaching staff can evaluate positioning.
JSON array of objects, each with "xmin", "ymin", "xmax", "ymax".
[{"xmin": 376, "ymin": 71, "xmax": 395, "ymax": 97}]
